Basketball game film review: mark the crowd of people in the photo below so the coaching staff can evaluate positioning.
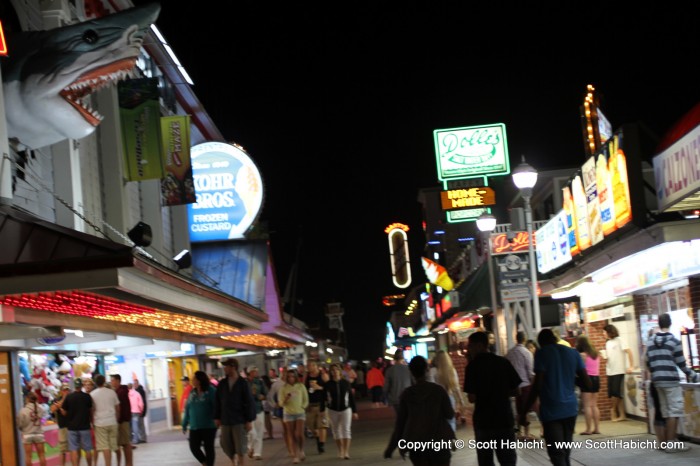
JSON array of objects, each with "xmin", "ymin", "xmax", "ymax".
[
  {"xmin": 18, "ymin": 315, "xmax": 698, "ymax": 466},
  {"xmin": 20, "ymin": 373, "xmax": 147, "ymax": 466}
]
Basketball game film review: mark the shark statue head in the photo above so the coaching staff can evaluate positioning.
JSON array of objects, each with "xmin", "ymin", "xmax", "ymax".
[{"xmin": 2, "ymin": 2, "xmax": 161, "ymax": 149}]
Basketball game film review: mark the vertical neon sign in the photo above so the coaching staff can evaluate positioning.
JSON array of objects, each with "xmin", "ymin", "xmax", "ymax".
[{"xmin": 385, "ymin": 223, "xmax": 412, "ymax": 289}]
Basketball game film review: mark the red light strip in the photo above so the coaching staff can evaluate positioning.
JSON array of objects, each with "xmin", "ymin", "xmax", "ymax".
[{"xmin": 0, "ymin": 290, "xmax": 157, "ymax": 318}]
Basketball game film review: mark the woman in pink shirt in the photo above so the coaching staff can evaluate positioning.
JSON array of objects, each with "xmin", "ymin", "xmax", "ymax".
[
  {"xmin": 128, "ymin": 383, "xmax": 144, "ymax": 445},
  {"xmin": 576, "ymin": 335, "xmax": 601, "ymax": 435}
]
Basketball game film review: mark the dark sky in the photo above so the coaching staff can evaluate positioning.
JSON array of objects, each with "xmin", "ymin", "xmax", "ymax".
[{"xmin": 140, "ymin": 1, "xmax": 700, "ymax": 360}]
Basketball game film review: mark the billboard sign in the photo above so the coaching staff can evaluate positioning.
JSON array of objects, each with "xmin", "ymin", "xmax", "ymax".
[
  {"xmin": 653, "ymin": 123, "xmax": 700, "ymax": 212},
  {"xmin": 187, "ymin": 142, "xmax": 264, "ymax": 242},
  {"xmin": 440, "ymin": 187, "xmax": 495, "ymax": 210},
  {"xmin": 535, "ymin": 210, "xmax": 572, "ymax": 274},
  {"xmin": 433, "ymin": 123, "xmax": 510, "ymax": 180},
  {"xmin": 558, "ymin": 131, "xmax": 632, "ymax": 256}
]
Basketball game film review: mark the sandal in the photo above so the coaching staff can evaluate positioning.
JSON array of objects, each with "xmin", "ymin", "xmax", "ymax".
[{"xmin": 580, "ymin": 432, "xmax": 593, "ymax": 435}]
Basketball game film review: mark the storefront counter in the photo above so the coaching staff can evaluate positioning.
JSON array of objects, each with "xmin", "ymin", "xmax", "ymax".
[{"xmin": 680, "ymin": 382, "xmax": 700, "ymax": 442}]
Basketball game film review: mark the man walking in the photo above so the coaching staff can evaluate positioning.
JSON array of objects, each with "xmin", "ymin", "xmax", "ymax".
[
  {"xmin": 110, "ymin": 374, "xmax": 133, "ymax": 466},
  {"xmin": 50, "ymin": 383, "xmax": 71, "ymax": 466},
  {"xmin": 132, "ymin": 378, "xmax": 147, "ymax": 443},
  {"xmin": 245, "ymin": 366, "xmax": 267, "ymax": 461},
  {"xmin": 304, "ymin": 360, "xmax": 329, "ymax": 454},
  {"xmin": 61, "ymin": 378, "xmax": 94, "ymax": 466},
  {"xmin": 506, "ymin": 330, "xmax": 534, "ymax": 440},
  {"xmin": 646, "ymin": 313, "xmax": 699, "ymax": 453},
  {"xmin": 465, "ymin": 331, "xmax": 522, "ymax": 466},
  {"xmin": 215, "ymin": 358, "xmax": 255, "ymax": 466},
  {"xmin": 383, "ymin": 350, "xmax": 412, "ymax": 414},
  {"xmin": 91, "ymin": 374, "xmax": 120, "ymax": 466},
  {"xmin": 521, "ymin": 328, "xmax": 590, "ymax": 466}
]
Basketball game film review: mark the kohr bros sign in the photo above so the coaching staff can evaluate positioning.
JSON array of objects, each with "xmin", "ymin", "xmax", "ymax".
[{"xmin": 187, "ymin": 142, "xmax": 264, "ymax": 242}]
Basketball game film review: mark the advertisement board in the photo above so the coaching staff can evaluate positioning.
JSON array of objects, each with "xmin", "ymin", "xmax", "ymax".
[
  {"xmin": 433, "ymin": 123, "xmax": 510, "ymax": 180},
  {"xmin": 542, "ymin": 129, "xmax": 635, "ymax": 271},
  {"xmin": 535, "ymin": 210, "xmax": 572, "ymax": 274},
  {"xmin": 187, "ymin": 142, "xmax": 264, "ymax": 242}
]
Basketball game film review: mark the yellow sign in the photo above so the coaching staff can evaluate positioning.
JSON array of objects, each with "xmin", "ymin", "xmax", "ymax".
[{"xmin": 440, "ymin": 187, "xmax": 495, "ymax": 210}]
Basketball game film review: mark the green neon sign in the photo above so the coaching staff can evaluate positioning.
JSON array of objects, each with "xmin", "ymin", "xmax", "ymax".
[{"xmin": 434, "ymin": 123, "xmax": 510, "ymax": 180}]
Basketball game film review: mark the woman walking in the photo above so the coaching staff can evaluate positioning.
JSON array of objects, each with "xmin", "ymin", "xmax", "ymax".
[
  {"xmin": 433, "ymin": 350, "xmax": 466, "ymax": 432},
  {"xmin": 182, "ymin": 371, "xmax": 218, "ymax": 466},
  {"xmin": 325, "ymin": 363, "xmax": 358, "ymax": 459},
  {"xmin": 18, "ymin": 391, "xmax": 48, "ymax": 466},
  {"xmin": 279, "ymin": 368, "xmax": 309, "ymax": 464},
  {"xmin": 576, "ymin": 335, "xmax": 601, "ymax": 435}
]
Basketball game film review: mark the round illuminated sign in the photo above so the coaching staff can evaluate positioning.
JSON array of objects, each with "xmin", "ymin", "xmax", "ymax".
[{"xmin": 187, "ymin": 142, "xmax": 264, "ymax": 242}]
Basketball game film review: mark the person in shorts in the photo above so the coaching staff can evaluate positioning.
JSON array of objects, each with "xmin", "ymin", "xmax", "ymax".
[
  {"xmin": 215, "ymin": 358, "xmax": 255, "ymax": 466},
  {"xmin": 18, "ymin": 391, "xmax": 48, "ymax": 466},
  {"xmin": 50, "ymin": 383, "xmax": 71, "ymax": 466},
  {"xmin": 646, "ymin": 313, "xmax": 699, "ymax": 452},
  {"xmin": 304, "ymin": 360, "xmax": 329, "ymax": 454},
  {"xmin": 90, "ymin": 374, "xmax": 119, "ymax": 466},
  {"xmin": 61, "ymin": 378, "xmax": 94, "ymax": 465},
  {"xmin": 110, "ymin": 374, "xmax": 133, "ymax": 466}
]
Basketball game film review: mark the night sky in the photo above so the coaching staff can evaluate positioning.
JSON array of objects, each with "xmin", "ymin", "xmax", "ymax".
[{"xmin": 138, "ymin": 1, "xmax": 700, "ymax": 360}]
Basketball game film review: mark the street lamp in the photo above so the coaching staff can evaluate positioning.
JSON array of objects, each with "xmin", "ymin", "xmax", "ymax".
[
  {"xmin": 476, "ymin": 212, "xmax": 501, "ymax": 354},
  {"xmin": 512, "ymin": 156, "xmax": 541, "ymax": 334}
]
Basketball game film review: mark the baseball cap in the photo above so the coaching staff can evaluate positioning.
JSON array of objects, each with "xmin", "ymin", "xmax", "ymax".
[
  {"xmin": 247, "ymin": 365, "xmax": 259, "ymax": 373},
  {"xmin": 181, "ymin": 376, "xmax": 190, "ymax": 382},
  {"xmin": 60, "ymin": 383, "xmax": 70, "ymax": 391},
  {"xmin": 220, "ymin": 357, "xmax": 237, "ymax": 367},
  {"xmin": 73, "ymin": 378, "xmax": 83, "ymax": 389}
]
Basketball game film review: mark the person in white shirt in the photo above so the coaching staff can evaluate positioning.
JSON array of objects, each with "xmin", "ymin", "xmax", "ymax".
[
  {"xmin": 90, "ymin": 374, "xmax": 120, "ymax": 466},
  {"xmin": 603, "ymin": 324, "xmax": 634, "ymax": 421},
  {"xmin": 506, "ymin": 331, "xmax": 534, "ymax": 439}
]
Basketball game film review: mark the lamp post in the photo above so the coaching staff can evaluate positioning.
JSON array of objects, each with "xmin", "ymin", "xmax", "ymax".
[
  {"xmin": 476, "ymin": 212, "xmax": 500, "ymax": 354},
  {"xmin": 512, "ymin": 156, "xmax": 541, "ymax": 334}
]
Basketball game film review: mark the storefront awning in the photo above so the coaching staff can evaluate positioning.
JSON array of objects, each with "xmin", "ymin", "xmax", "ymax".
[
  {"xmin": 0, "ymin": 206, "xmax": 268, "ymax": 347},
  {"xmin": 430, "ymin": 263, "xmax": 490, "ymax": 331}
]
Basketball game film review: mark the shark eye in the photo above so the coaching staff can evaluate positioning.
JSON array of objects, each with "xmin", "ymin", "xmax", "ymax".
[{"xmin": 82, "ymin": 29, "xmax": 99, "ymax": 44}]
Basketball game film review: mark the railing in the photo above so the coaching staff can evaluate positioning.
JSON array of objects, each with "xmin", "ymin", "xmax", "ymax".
[{"xmin": 494, "ymin": 221, "xmax": 548, "ymax": 233}]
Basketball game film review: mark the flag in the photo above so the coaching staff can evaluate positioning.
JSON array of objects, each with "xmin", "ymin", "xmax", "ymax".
[
  {"xmin": 421, "ymin": 257, "xmax": 454, "ymax": 291},
  {"xmin": 160, "ymin": 115, "xmax": 195, "ymax": 206},
  {"xmin": 118, "ymin": 78, "xmax": 164, "ymax": 181}
]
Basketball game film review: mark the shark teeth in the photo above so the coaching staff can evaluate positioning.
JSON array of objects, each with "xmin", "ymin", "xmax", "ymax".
[{"xmin": 59, "ymin": 59, "xmax": 138, "ymax": 126}]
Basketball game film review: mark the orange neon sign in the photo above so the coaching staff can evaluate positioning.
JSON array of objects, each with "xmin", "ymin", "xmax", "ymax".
[
  {"xmin": 384, "ymin": 223, "xmax": 409, "ymax": 234},
  {"xmin": 0, "ymin": 21, "xmax": 8, "ymax": 56},
  {"xmin": 490, "ymin": 231, "xmax": 536, "ymax": 255}
]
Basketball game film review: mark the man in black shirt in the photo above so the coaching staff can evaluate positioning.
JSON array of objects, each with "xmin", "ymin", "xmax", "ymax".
[
  {"xmin": 304, "ymin": 360, "xmax": 329, "ymax": 453},
  {"xmin": 50, "ymin": 383, "xmax": 71, "ymax": 466},
  {"xmin": 61, "ymin": 378, "xmax": 95, "ymax": 466},
  {"xmin": 464, "ymin": 331, "xmax": 522, "ymax": 466}
]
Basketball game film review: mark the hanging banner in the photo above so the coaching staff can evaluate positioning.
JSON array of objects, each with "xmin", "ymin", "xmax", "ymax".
[
  {"xmin": 118, "ymin": 78, "xmax": 164, "ymax": 181},
  {"xmin": 160, "ymin": 115, "xmax": 195, "ymax": 206}
]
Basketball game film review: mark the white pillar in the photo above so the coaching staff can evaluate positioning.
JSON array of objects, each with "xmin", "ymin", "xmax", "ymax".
[
  {"xmin": 524, "ymin": 199, "xmax": 542, "ymax": 333},
  {"xmin": 0, "ymin": 64, "xmax": 13, "ymax": 205}
]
